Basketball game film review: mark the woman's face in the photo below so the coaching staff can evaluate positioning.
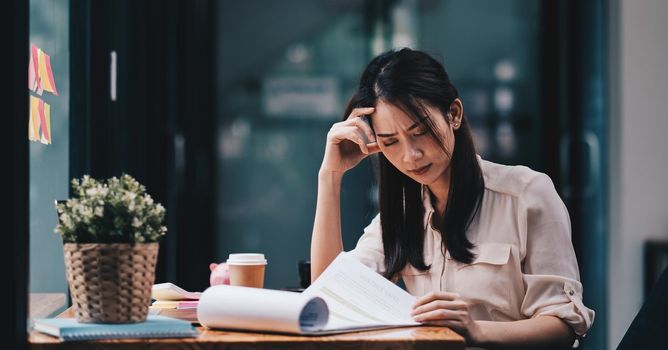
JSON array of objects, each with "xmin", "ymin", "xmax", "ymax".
[{"xmin": 371, "ymin": 99, "xmax": 461, "ymax": 186}]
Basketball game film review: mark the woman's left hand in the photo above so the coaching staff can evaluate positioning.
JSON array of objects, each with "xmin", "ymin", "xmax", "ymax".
[{"xmin": 411, "ymin": 291, "xmax": 482, "ymax": 344}]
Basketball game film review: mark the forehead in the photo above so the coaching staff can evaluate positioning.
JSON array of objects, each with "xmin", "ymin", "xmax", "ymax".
[{"xmin": 371, "ymin": 100, "xmax": 441, "ymax": 131}]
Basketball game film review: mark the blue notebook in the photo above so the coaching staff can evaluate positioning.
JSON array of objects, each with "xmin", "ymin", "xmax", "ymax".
[{"xmin": 33, "ymin": 315, "xmax": 199, "ymax": 341}]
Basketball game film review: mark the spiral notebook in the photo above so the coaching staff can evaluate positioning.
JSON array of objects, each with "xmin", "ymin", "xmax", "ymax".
[{"xmin": 33, "ymin": 315, "xmax": 199, "ymax": 341}]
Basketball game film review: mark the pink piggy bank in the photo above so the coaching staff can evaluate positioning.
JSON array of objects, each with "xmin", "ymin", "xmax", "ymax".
[{"xmin": 209, "ymin": 262, "xmax": 230, "ymax": 286}]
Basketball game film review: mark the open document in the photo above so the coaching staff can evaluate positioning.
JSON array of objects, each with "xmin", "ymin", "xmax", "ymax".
[{"xmin": 197, "ymin": 252, "xmax": 420, "ymax": 335}]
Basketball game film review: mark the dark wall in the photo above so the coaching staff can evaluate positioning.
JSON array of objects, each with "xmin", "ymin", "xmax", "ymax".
[
  {"xmin": 5, "ymin": 0, "xmax": 28, "ymax": 348},
  {"xmin": 70, "ymin": 0, "xmax": 216, "ymax": 292}
]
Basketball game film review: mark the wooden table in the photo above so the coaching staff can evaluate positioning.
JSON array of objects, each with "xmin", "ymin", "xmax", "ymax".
[{"xmin": 28, "ymin": 308, "xmax": 466, "ymax": 350}]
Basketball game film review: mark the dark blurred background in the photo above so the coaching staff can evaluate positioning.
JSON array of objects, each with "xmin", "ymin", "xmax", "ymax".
[{"xmin": 12, "ymin": 0, "xmax": 668, "ymax": 349}]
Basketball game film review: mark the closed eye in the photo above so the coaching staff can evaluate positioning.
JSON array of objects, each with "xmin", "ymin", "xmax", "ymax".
[{"xmin": 383, "ymin": 131, "xmax": 426, "ymax": 147}]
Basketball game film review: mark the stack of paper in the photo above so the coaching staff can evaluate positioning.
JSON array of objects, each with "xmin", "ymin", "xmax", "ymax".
[
  {"xmin": 151, "ymin": 300, "xmax": 199, "ymax": 309},
  {"xmin": 151, "ymin": 282, "xmax": 202, "ymax": 301},
  {"xmin": 150, "ymin": 282, "xmax": 201, "ymax": 322}
]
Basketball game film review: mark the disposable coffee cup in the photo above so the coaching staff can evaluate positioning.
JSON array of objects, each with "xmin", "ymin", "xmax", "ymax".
[{"xmin": 226, "ymin": 253, "xmax": 267, "ymax": 288}]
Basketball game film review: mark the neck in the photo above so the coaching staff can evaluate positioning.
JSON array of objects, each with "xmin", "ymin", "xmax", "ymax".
[{"xmin": 427, "ymin": 166, "xmax": 451, "ymax": 214}]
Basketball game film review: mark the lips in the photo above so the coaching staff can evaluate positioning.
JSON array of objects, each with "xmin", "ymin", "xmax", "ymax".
[{"xmin": 409, "ymin": 164, "xmax": 432, "ymax": 175}]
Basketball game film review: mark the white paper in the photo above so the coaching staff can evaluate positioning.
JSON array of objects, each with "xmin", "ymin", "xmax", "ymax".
[
  {"xmin": 303, "ymin": 252, "xmax": 419, "ymax": 331},
  {"xmin": 197, "ymin": 252, "xmax": 419, "ymax": 335},
  {"xmin": 152, "ymin": 282, "xmax": 202, "ymax": 300},
  {"xmin": 197, "ymin": 285, "xmax": 328, "ymax": 334}
]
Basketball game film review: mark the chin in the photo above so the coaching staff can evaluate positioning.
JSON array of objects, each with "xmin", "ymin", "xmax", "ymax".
[
  {"xmin": 404, "ymin": 173, "xmax": 437, "ymax": 186},
  {"xmin": 418, "ymin": 176, "xmax": 438, "ymax": 186},
  {"xmin": 418, "ymin": 165, "xmax": 448, "ymax": 186},
  {"xmin": 398, "ymin": 163, "xmax": 445, "ymax": 185}
]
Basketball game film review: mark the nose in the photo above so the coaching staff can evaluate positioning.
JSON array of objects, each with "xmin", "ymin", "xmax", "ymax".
[{"xmin": 402, "ymin": 143, "xmax": 423, "ymax": 164}]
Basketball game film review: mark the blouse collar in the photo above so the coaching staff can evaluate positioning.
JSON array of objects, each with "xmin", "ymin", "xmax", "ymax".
[
  {"xmin": 420, "ymin": 154, "xmax": 485, "ymax": 231},
  {"xmin": 421, "ymin": 184, "xmax": 434, "ymax": 230}
]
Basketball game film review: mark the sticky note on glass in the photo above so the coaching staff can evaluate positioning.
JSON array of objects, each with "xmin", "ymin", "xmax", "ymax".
[
  {"xmin": 28, "ymin": 96, "xmax": 52, "ymax": 144},
  {"xmin": 29, "ymin": 43, "xmax": 58, "ymax": 96}
]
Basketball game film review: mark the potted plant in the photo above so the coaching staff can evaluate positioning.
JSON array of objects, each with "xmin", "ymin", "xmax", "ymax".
[{"xmin": 55, "ymin": 174, "xmax": 167, "ymax": 323}]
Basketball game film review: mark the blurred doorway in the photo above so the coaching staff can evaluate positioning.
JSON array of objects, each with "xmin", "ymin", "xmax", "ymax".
[{"xmin": 214, "ymin": 0, "xmax": 379, "ymax": 290}]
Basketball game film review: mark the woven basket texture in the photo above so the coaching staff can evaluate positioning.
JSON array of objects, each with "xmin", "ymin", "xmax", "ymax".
[{"xmin": 63, "ymin": 243, "xmax": 159, "ymax": 323}]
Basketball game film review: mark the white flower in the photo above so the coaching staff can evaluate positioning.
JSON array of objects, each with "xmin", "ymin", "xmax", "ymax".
[
  {"xmin": 132, "ymin": 217, "xmax": 143, "ymax": 228},
  {"xmin": 55, "ymin": 174, "xmax": 166, "ymax": 243},
  {"xmin": 60, "ymin": 213, "xmax": 72, "ymax": 228}
]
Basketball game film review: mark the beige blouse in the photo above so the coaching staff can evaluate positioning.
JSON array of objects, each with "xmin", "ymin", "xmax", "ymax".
[{"xmin": 348, "ymin": 157, "xmax": 595, "ymax": 336}]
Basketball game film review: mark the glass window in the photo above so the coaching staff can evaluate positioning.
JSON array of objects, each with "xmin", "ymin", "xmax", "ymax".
[
  {"xmin": 418, "ymin": 0, "xmax": 542, "ymax": 168},
  {"xmin": 215, "ymin": 1, "xmax": 376, "ymax": 289},
  {"xmin": 29, "ymin": 0, "xmax": 70, "ymax": 315}
]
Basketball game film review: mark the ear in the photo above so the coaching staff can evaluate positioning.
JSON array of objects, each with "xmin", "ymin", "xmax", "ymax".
[
  {"xmin": 209, "ymin": 263, "xmax": 218, "ymax": 271},
  {"xmin": 449, "ymin": 98, "xmax": 464, "ymax": 130}
]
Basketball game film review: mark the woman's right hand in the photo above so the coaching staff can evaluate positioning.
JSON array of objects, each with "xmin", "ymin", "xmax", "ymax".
[{"xmin": 320, "ymin": 107, "xmax": 380, "ymax": 175}]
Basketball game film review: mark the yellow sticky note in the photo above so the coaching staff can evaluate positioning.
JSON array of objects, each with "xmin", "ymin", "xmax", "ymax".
[
  {"xmin": 29, "ymin": 96, "xmax": 40, "ymax": 142},
  {"xmin": 38, "ymin": 49, "xmax": 58, "ymax": 95},
  {"xmin": 43, "ymin": 102, "xmax": 51, "ymax": 144}
]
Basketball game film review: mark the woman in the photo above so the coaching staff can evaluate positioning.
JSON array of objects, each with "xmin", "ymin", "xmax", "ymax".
[{"xmin": 311, "ymin": 48, "xmax": 594, "ymax": 349}]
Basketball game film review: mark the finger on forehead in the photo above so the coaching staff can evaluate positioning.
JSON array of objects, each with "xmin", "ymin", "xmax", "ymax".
[
  {"xmin": 351, "ymin": 117, "xmax": 375, "ymax": 136},
  {"xmin": 347, "ymin": 107, "xmax": 375, "ymax": 120},
  {"xmin": 349, "ymin": 115, "xmax": 369, "ymax": 125}
]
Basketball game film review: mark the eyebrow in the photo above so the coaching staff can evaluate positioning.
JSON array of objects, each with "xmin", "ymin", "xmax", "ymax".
[{"xmin": 375, "ymin": 117, "xmax": 427, "ymax": 138}]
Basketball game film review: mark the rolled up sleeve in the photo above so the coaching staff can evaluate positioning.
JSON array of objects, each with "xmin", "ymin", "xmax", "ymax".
[
  {"xmin": 519, "ymin": 174, "xmax": 595, "ymax": 336},
  {"xmin": 347, "ymin": 213, "xmax": 386, "ymax": 275}
]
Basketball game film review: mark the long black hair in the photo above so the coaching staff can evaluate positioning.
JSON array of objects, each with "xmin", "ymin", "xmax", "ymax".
[{"xmin": 342, "ymin": 48, "xmax": 484, "ymax": 279}]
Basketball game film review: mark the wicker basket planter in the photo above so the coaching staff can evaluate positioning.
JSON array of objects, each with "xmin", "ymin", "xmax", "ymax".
[{"xmin": 63, "ymin": 242, "xmax": 159, "ymax": 323}]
